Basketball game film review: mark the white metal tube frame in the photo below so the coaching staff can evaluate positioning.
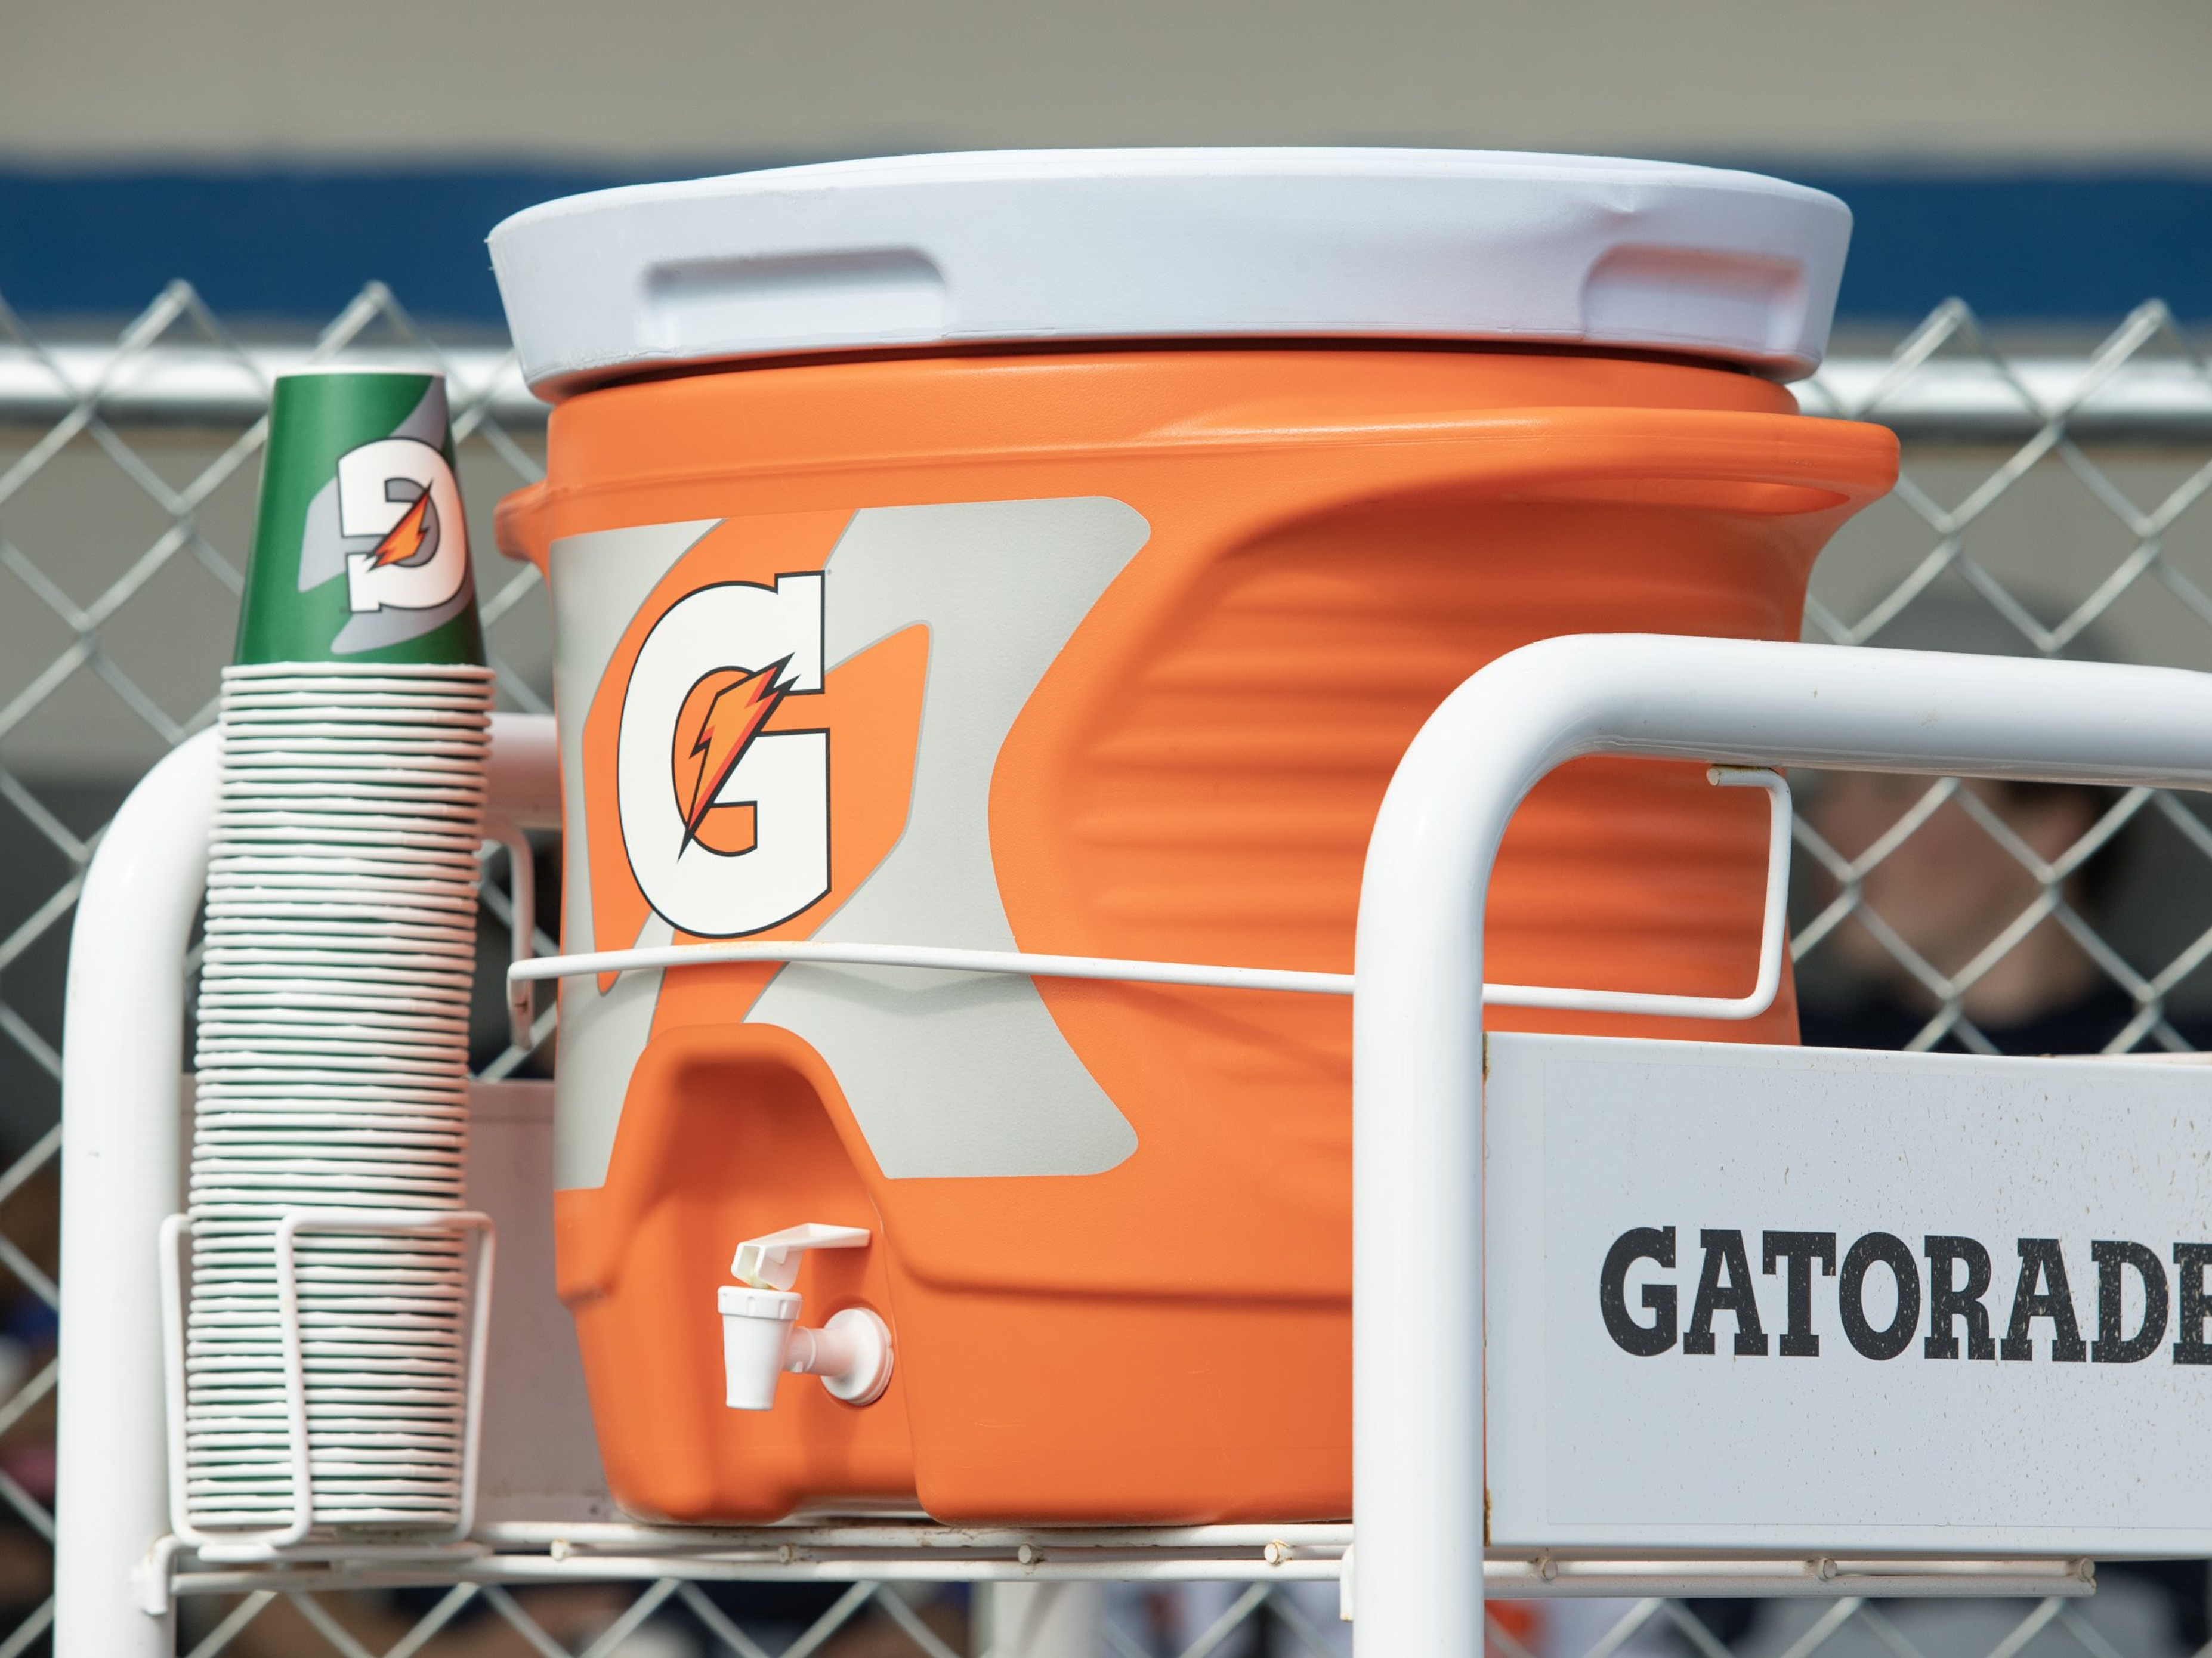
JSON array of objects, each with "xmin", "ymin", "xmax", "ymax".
[
  {"xmin": 54, "ymin": 713, "xmax": 561, "ymax": 1657},
  {"xmin": 55, "ymin": 731, "xmax": 217, "ymax": 1656},
  {"xmin": 1350, "ymin": 632, "xmax": 2212, "ymax": 1657}
]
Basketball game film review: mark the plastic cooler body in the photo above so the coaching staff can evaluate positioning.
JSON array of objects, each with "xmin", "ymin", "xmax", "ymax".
[{"xmin": 497, "ymin": 345, "xmax": 1897, "ymax": 1524}]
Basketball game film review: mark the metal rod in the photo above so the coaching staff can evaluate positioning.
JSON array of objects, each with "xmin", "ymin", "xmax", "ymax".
[
  {"xmin": 3, "ymin": 345, "xmax": 2211, "ymax": 441},
  {"xmin": 55, "ymin": 730, "xmax": 218, "ymax": 1658},
  {"xmin": 476, "ymin": 1520, "xmax": 1354, "ymax": 1551},
  {"xmin": 509, "ymin": 769, "xmax": 1791, "ymax": 1023},
  {"xmin": 160, "ymin": 1551, "xmax": 2094, "ymax": 1598},
  {"xmin": 512, "ymin": 937, "xmax": 1355, "ymax": 996}
]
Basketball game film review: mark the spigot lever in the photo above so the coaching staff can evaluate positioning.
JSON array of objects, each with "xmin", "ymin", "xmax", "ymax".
[{"xmin": 732, "ymin": 1223, "xmax": 870, "ymax": 1291}]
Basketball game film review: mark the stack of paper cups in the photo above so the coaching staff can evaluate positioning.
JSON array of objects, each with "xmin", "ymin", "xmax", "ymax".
[{"xmin": 184, "ymin": 370, "xmax": 491, "ymax": 1539}]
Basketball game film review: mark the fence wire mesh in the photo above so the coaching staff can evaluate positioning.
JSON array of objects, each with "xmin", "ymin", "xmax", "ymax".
[{"xmin": 2, "ymin": 286, "xmax": 2210, "ymax": 1656}]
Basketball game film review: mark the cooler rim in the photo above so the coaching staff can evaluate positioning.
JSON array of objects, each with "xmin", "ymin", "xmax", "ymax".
[{"xmin": 487, "ymin": 147, "xmax": 1852, "ymax": 398}]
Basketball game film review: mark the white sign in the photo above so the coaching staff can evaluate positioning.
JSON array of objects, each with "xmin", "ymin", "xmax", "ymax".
[{"xmin": 1484, "ymin": 1033, "xmax": 2212, "ymax": 1554}]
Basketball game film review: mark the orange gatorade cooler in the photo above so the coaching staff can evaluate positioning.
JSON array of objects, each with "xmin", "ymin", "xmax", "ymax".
[{"xmin": 488, "ymin": 150, "xmax": 1897, "ymax": 1525}]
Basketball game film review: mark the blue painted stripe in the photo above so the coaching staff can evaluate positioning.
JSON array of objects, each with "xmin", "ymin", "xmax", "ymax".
[
  {"xmin": 1788, "ymin": 169, "xmax": 2212, "ymax": 326},
  {"xmin": 1, "ymin": 164, "xmax": 2207, "ymax": 327},
  {"xmin": 0, "ymin": 166, "xmax": 642, "ymax": 328}
]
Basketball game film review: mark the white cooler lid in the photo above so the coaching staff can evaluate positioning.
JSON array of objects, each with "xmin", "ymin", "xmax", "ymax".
[{"xmin": 489, "ymin": 149, "xmax": 1852, "ymax": 397}]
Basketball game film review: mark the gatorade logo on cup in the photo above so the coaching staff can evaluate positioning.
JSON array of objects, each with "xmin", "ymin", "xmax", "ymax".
[
  {"xmin": 234, "ymin": 370, "xmax": 485, "ymax": 667},
  {"xmin": 333, "ymin": 438, "xmax": 471, "ymax": 620},
  {"xmin": 616, "ymin": 573, "xmax": 831, "ymax": 938}
]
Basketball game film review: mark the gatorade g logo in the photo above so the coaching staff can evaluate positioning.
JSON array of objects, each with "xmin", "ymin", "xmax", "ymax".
[
  {"xmin": 291, "ymin": 377, "xmax": 480, "ymax": 657},
  {"xmin": 616, "ymin": 573, "xmax": 830, "ymax": 938},
  {"xmin": 337, "ymin": 439, "xmax": 469, "ymax": 617}
]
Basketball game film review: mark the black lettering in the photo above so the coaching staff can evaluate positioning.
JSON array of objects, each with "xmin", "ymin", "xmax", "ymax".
[
  {"xmin": 1761, "ymin": 1231, "xmax": 1836, "ymax": 1357},
  {"xmin": 1599, "ymin": 1227, "xmax": 1677, "ymax": 1357},
  {"xmin": 1839, "ymin": 1232, "xmax": 1921, "ymax": 1360},
  {"xmin": 1685, "ymin": 1228, "xmax": 1768, "ymax": 1356},
  {"xmin": 2090, "ymin": 1241, "xmax": 2168, "ymax": 1363},
  {"xmin": 2173, "ymin": 1244, "xmax": 2212, "ymax": 1365},
  {"xmin": 1923, "ymin": 1235, "xmax": 1997, "ymax": 1360},
  {"xmin": 2001, "ymin": 1239, "xmax": 2087, "ymax": 1362}
]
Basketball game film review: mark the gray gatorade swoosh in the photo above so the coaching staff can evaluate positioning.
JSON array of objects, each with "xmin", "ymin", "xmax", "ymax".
[{"xmin": 746, "ymin": 497, "xmax": 1149, "ymax": 1179}]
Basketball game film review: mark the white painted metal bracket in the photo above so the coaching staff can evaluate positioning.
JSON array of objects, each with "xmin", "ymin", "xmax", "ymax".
[{"xmin": 1350, "ymin": 633, "xmax": 2212, "ymax": 1656}]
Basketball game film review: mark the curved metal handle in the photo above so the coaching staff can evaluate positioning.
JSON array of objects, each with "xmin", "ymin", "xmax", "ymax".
[{"xmin": 507, "ymin": 766, "xmax": 1793, "ymax": 1026}]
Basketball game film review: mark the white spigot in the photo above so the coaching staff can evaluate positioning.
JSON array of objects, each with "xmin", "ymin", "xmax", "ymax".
[{"xmin": 718, "ymin": 1223, "xmax": 894, "ymax": 1410}]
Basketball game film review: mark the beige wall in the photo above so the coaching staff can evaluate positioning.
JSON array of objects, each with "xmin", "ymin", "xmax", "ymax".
[{"xmin": 7, "ymin": 0, "xmax": 2211, "ymax": 163}]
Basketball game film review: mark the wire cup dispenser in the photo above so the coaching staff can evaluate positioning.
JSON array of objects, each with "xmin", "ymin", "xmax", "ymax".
[{"xmin": 156, "ymin": 1210, "xmax": 495, "ymax": 1564}]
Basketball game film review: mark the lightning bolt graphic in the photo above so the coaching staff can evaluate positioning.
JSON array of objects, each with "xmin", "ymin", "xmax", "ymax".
[
  {"xmin": 679, "ymin": 655, "xmax": 796, "ymax": 857},
  {"xmin": 367, "ymin": 490, "xmax": 435, "ymax": 569}
]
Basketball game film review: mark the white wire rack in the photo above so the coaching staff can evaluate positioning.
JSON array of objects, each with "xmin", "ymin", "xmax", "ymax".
[{"xmin": 59, "ymin": 643, "xmax": 2212, "ymax": 1657}]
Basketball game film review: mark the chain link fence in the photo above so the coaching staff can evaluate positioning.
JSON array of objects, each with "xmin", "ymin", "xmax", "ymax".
[{"xmin": 4, "ymin": 285, "xmax": 2211, "ymax": 1656}]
